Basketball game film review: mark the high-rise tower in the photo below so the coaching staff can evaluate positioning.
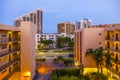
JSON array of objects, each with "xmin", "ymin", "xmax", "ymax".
[{"xmin": 14, "ymin": 8, "xmax": 43, "ymax": 34}]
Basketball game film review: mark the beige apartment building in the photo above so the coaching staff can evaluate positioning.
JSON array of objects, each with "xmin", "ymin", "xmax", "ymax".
[
  {"xmin": 0, "ymin": 24, "xmax": 21, "ymax": 80},
  {"xmin": 105, "ymin": 25, "xmax": 120, "ymax": 75},
  {"xmin": 57, "ymin": 22, "xmax": 75, "ymax": 35},
  {"xmin": 14, "ymin": 8, "xmax": 43, "ymax": 34},
  {"xmin": 0, "ymin": 21, "xmax": 36, "ymax": 80},
  {"xmin": 74, "ymin": 27, "xmax": 105, "ymax": 68},
  {"xmin": 74, "ymin": 24, "xmax": 120, "ymax": 76}
]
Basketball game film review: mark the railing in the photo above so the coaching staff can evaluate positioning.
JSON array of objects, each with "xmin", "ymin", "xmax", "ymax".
[
  {"xmin": 2, "ymin": 66, "xmax": 20, "ymax": 80},
  {"xmin": 0, "ymin": 37, "xmax": 20, "ymax": 43},
  {"xmin": 10, "ymin": 48, "xmax": 20, "ymax": 52},
  {"xmin": 0, "ymin": 57, "xmax": 20, "ymax": 72},
  {"xmin": 0, "ymin": 50, "xmax": 9, "ymax": 57},
  {"xmin": 10, "ymin": 38, "xmax": 20, "ymax": 42},
  {"xmin": 0, "ymin": 37, "xmax": 9, "ymax": 43},
  {"xmin": 108, "ymin": 48, "xmax": 120, "ymax": 52},
  {"xmin": 105, "ymin": 37, "xmax": 120, "ymax": 41},
  {"xmin": 0, "ymin": 48, "xmax": 20, "ymax": 57}
]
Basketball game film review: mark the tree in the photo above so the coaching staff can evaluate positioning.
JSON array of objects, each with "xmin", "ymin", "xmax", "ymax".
[
  {"xmin": 56, "ymin": 37, "xmax": 63, "ymax": 48},
  {"xmin": 86, "ymin": 47, "xmax": 104, "ymax": 74},
  {"xmin": 78, "ymin": 64, "xmax": 84, "ymax": 76},
  {"xmin": 56, "ymin": 37, "xmax": 74, "ymax": 49},
  {"xmin": 104, "ymin": 51, "xmax": 112, "ymax": 76},
  {"xmin": 38, "ymin": 39, "xmax": 53, "ymax": 50}
]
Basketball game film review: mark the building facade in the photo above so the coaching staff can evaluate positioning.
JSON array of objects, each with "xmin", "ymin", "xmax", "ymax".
[
  {"xmin": 35, "ymin": 33, "xmax": 58, "ymax": 49},
  {"xmin": 76, "ymin": 18, "xmax": 92, "ymax": 29},
  {"xmin": 57, "ymin": 22, "xmax": 75, "ymax": 35},
  {"xmin": 0, "ymin": 21, "xmax": 36, "ymax": 80},
  {"xmin": 74, "ymin": 24, "xmax": 120, "ymax": 77},
  {"xmin": 74, "ymin": 27, "xmax": 105, "ymax": 68},
  {"xmin": 35, "ymin": 33, "xmax": 74, "ymax": 49},
  {"xmin": 0, "ymin": 24, "xmax": 21, "ymax": 80},
  {"xmin": 105, "ymin": 25, "xmax": 120, "ymax": 76},
  {"xmin": 14, "ymin": 8, "xmax": 43, "ymax": 34}
]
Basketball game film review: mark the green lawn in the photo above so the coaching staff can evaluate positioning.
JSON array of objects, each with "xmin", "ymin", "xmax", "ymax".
[
  {"xmin": 50, "ymin": 68, "xmax": 86, "ymax": 80},
  {"xmin": 36, "ymin": 49, "xmax": 48, "ymax": 53},
  {"xmin": 50, "ymin": 68, "xmax": 108, "ymax": 80},
  {"xmin": 53, "ymin": 50, "xmax": 73, "ymax": 53}
]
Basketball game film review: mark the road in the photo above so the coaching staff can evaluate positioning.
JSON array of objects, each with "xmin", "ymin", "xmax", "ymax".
[
  {"xmin": 34, "ymin": 50, "xmax": 74, "ymax": 80},
  {"xmin": 35, "ymin": 59, "xmax": 65, "ymax": 80}
]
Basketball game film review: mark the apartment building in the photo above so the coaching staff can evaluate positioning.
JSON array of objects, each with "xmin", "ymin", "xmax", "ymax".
[
  {"xmin": 35, "ymin": 33, "xmax": 74, "ymax": 49},
  {"xmin": 74, "ymin": 23, "xmax": 120, "ymax": 76},
  {"xmin": 14, "ymin": 8, "xmax": 43, "ymax": 34},
  {"xmin": 74, "ymin": 27, "xmax": 105, "ymax": 68},
  {"xmin": 0, "ymin": 21, "xmax": 36, "ymax": 80},
  {"xmin": 105, "ymin": 25, "xmax": 120, "ymax": 75},
  {"xmin": 76, "ymin": 18, "xmax": 92, "ymax": 29},
  {"xmin": 0, "ymin": 24, "xmax": 21, "ymax": 80},
  {"xmin": 57, "ymin": 22, "xmax": 75, "ymax": 35},
  {"xmin": 35, "ymin": 33, "xmax": 58, "ymax": 49}
]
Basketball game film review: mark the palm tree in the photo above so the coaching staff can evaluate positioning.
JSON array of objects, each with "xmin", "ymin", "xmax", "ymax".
[
  {"xmin": 78, "ymin": 64, "xmax": 84, "ymax": 76},
  {"xmin": 86, "ymin": 47, "xmax": 104, "ymax": 74},
  {"xmin": 104, "ymin": 51, "xmax": 112, "ymax": 76}
]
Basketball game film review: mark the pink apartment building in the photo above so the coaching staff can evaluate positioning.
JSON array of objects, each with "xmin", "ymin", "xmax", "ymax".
[
  {"xmin": 74, "ymin": 27, "xmax": 105, "ymax": 68},
  {"xmin": 0, "ymin": 21, "xmax": 36, "ymax": 80}
]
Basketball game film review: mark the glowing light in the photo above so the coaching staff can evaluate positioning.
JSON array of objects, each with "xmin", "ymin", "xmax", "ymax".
[{"xmin": 24, "ymin": 71, "xmax": 31, "ymax": 76}]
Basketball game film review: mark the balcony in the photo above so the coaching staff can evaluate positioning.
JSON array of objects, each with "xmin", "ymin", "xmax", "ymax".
[
  {"xmin": 106, "ymin": 37, "xmax": 120, "ymax": 41},
  {"xmin": 108, "ymin": 48, "xmax": 120, "ymax": 52},
  {"xmin": 0, "ymin": 48, "xmax": 20, "ymax": 57},
  {"xmin": 0, "ymin": 57, "xmax": 20, "ymax": 72},
  {"xmin": 10, "ymin": 38, "xmax": 20, "ymax": 42},
  {"xmin": 0, "ymin": 37, "xmax": 9, "ymax": 44},
  {"xmin": 0, "ymin": 50, "xmax": 9, "ymax": 57},
  {"xmin": 2, "ymin": 66, "xmax": 20, "ymax": 80},
  {"xmin": 0, "ymin": 37, "xmax": 20, "ymax": 44}
]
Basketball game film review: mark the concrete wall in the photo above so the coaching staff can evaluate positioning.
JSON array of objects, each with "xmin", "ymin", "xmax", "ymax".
[
  {"xmin": 82, "ymin": 28, "xmax": 105, "ymax": 68},
  {"xmin": 20, "ymin": 21, "xmax": 36, "ymax": 80},
  {"xmin": 74, "ymin": 28, "xmax": 105, "ymax": 68}
]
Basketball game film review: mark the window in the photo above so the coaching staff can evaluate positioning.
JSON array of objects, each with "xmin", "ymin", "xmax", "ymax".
[
  {"xmin": 99, "ymin": 33, "xmax": 101, "ymax": 36},
  {"xmin": 99, "ymin": 42, "xmax": 101, "ymax": 44},
  {"xmin": 1, "ymin": 33, "xmax": 7, "ymax": 37},
  {"xmin": 1, "ymin": 44, "xmax": 7, "ymax": 49},
  {"xmin": 27, "ymin": 17, "xmax": 29, "ymax": 21},
  {"xmin": 37, "ymin": 35, "xmax": 39, "ymax": 37},
  {"xmin": 0, "ymin": 58, "xmax": 2, "ymax": 62},
  {"xmin": 23, "ymin": 17, "xmax": 26, "ymax": 21}
]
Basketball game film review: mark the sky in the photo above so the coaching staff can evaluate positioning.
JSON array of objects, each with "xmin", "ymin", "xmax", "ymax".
[{"xmin": 0, "ymin": 0, "xmax": 120, "ymax": 33}]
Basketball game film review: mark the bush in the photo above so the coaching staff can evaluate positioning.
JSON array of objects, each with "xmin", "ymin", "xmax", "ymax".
[
  {"xmin": 36, "ymin": 58, "xmax": 45, "ymax": 62},
  {"xmin": 84, "ymin": 72, "xmax": 108, "ymax": 80},
  {"xmin": 68, "ymin": 54, "xmax": 74, "ymax": 57}
]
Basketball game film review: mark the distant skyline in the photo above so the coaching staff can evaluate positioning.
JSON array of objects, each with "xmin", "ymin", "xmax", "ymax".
[{"xmin": 0, "ymin": 0, "xmax": 120, "ymax": 33}]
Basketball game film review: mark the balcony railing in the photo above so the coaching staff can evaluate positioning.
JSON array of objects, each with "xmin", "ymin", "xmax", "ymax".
[
  {"xmin": 2, "ymin": 66, "xmax": 20, "ymax": 80},
  {"xmin": 106, "ymin": 37, "xmax": 120, "ymax": 41},
  {"xmin": 0, "ymin": 48, "xmax": 20, "ymax": 57},
  {"xmin": 107, "ymin": 48, "xmax": 120, "ymax": 52},
  {"xmin": 0, "ymin": 37, "xmax": 20, "ymax": 43},
  {"xmin": 0, "ymin": 37, "xmax": 9, "ymax": 43},
  {"xmin": 0, "ymin": 57, "xmax": 20, "ymax": 72},
  {"xmin": 0, "ymin": 50, "xmax": 9, "ymax": 57}
]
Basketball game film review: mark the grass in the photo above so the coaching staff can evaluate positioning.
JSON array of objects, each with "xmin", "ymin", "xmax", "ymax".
[
  {"xmin": 53, "ymin": 49, "xmax": 73, "ymax": 53},
  {"xmin": 50, "ymin": 68, "xmax": 86, "ymax": 80},
  {"xmin": 36, "ymin": 49, "xmax": 48, "ymax": 53},
  {"xmin": 36, "ymin": 58, "xmax": 45, "ymax": 62},
  {"xmin": 63, "ymin": 58, "xmax": 74, "ymax": 61}
]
